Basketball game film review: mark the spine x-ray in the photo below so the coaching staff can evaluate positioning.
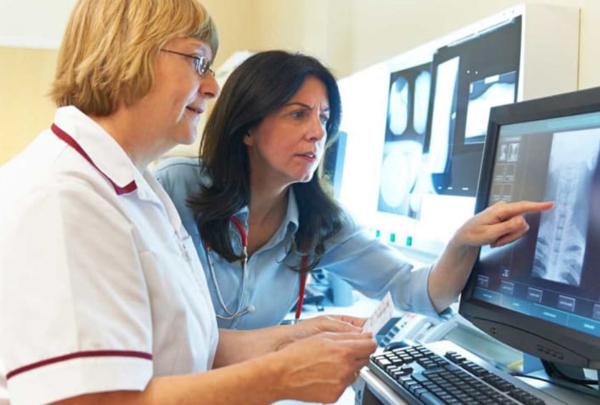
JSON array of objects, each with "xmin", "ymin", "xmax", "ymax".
[{"xmin": 532, "ymin": 130, "xmax": 600, "ymax": 286}]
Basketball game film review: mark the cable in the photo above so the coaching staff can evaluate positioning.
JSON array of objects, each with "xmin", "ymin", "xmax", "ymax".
[
  {"xmin": 511, "ymin": 372, "xmax": 600, "ymax": 398},
  {"xmin": 544, "ymin": 361, "xmax": 598, "ymax": 386}
]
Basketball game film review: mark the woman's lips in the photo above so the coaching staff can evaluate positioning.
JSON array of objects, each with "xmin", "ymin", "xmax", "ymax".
[
  {"xmin": 186, "ymin": 106, "xmax": 204, "ymax": 114},
  {"xmin": 296, "ymin": 152, "xmax": 317, "ymax": 162}
]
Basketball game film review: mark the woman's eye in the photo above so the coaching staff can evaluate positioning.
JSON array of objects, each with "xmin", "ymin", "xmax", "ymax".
[
  {"xmin": 319, "ymin": 115, "xmax": 329, "ymax": 125},
  {"xmin": 290, "ymin": 110, "xmax": 307, "ymax": 119}
]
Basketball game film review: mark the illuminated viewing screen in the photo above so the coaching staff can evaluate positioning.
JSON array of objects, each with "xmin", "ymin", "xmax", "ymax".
[
  {"xmin": 465, "ymin": 71, "xmax": 517, "ymax": 144},
  {"xmin": 428, "ymin": 57, "xmax": 458, "ymax": 174},
  {"xmin": 473, "ymin": 111, "xmax": 600, "ymax": 337},
  {"xmin": 425, "ymin": 16, "xmax": 521, "ymax": 197},
  {"xmin": 379, "ymin": 63, "xmax": 431, "ymax": 216}
]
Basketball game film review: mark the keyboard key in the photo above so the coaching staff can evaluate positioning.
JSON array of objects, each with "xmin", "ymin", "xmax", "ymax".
[
  {"xmin": 419, "ymin": 392, "xmax": 446, "ymax": 405},
  {"xmin": 414, "ymin": 387, "xmax": 430, "ymax": 397},
  {"xmin": 454, "ymin": 392, "xmax": 473, "ymax": 401},
  {"xmin": 439, "ymin": 394, "xmax": 456, "ymax": 402},
  {"xmin": 408, "ymin": 384, "xmax": 427, "ymax": 397},
  {"xmin": 411, "ymin": 373, "xmax": 429, "ymax": 383},
  {"xmin": 398, "ymin": 367, "xmax": 413, "ymax": 377}
]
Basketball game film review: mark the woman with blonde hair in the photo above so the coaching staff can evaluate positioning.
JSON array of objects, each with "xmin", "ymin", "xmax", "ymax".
[{"xmin": 0, "ymin": 1, "xmax": 375, "ymax": 404}]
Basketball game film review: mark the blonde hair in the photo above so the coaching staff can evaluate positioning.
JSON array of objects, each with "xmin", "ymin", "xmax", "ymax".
[{"xmin": 50, "ymin": 0, "xmax": 218, "ymax": 116}]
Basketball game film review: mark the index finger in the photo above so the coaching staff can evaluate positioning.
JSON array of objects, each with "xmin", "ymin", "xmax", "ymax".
[
  {"xmin": 325, "ymin": 333, "xmax": 377, "ymax": 355},
  {"xmin": 321, "ymin": 331, "xmax": 373, "ymax": 341},
  {"xmin": 494, "ymin": 200, "xmax": 553, "ymax": 221},
  {"xmin": 328, "ymin": 315, "xmax": 367, "ymax": 328}
]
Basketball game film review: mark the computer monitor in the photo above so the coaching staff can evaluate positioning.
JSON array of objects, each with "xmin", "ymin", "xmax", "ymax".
[
  {"xmin": 321, "ymin": 131, "xmax": 347, "ymax": 199},
  {"xmin": 460, "ymin": 86, "xmax": 600, "ymax": 369}
]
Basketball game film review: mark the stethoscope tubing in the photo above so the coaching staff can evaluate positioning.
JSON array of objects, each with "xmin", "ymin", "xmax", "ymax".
[
  {"xmin": 204, "ymin": 216, "xmax": 308, "ymax": 322},
  {"xmin": 205, "ymin": 245, "xmax": 249, "ymax": 320}
]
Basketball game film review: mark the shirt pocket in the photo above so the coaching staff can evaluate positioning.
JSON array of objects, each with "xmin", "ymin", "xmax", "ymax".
[{"xmin": 139, "ymin": 250, "xmax": 215, "ymax": 374}]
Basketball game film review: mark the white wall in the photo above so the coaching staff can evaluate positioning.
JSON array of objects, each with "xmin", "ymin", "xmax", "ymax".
[
  {"xmin": 2, "ymin": 0, "xmax": 599, "ymax": 163},
  {"xmin": 251, "ymin": 0, "xmax": 600, "ymax": 88},
  {"xmin": 2, "ymin": 0, "xmax": 598, "ymax": 87},
  {"xmin": 0, "ymin": 0, "xmax": 76, "ymax": 48}
]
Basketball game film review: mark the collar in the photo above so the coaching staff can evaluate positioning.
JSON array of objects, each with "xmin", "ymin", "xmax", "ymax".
[
  {"xmin": 52, "ymin": 106, "xmax": 138, "ymax": 195},
  {"xmin": 232, "ymin": 187, "xmax": 300, "ymax": 234},
  {"xmin": 53, "ymin": 107, "xmax": 185, "ymax": 234},
  {"xmin": 286, "ymin": 187, "xmax": 300, "ymax": 233}
]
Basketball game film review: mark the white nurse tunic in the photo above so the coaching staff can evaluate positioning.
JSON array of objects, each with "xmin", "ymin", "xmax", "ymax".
[{"xmin": 0, "ymin": 106, "xmax": 219, "ymax": 405}]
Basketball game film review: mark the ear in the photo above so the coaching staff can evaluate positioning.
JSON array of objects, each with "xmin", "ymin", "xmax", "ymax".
[{"xmin": 242, "ymin": 131, "xmax": 253, "ymax": 146}]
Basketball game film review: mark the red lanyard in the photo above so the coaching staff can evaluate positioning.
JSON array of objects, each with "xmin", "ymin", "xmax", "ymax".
[
  {"xmin": 295, "ymin": 256, "xmax": 309, "ymax": 322},
  {"xmin": 230, "ymin": 216, "xmax": 308, "ymax": 322}
]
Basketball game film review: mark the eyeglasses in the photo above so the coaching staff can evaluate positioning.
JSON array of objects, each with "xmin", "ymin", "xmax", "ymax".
[{"xmin": 160, "ymin": 49, "xmax": 215, "ymax": 77}]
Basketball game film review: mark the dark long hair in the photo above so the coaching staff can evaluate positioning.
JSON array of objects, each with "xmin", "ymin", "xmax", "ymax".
[{"xmin": 188, "ymin": 50, "xmax": 345, "ymax": 270}]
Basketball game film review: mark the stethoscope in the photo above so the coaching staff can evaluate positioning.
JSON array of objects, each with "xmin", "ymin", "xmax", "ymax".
[{"xmin": 205, "ymin": 216, "xmax": 308, "ymax": 322}]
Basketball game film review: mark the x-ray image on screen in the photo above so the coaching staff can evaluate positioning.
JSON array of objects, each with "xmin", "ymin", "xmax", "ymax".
[
  {"xmin": 532, "ymin": 130, "xmax": 600, "ymax": 286},
  {"xmin": 423, "ymin": 17, "xmax": 521, "ymax": 197},
  {"xmin": 428, "ymin": 57, "xmax": 459, "ymax": 173},
  {"xmin": 465, "ymin": 71, "xmax": 517, "ymax": 143},
  {"xmin": 507, "ymin": 142, "xmax": 519, "ymax": 162},
  {"xmin": 498, "ymin": 144, "xmax": 508, "ymax": 161},
  {"xmin": 388, "ymin": 76, "xmax": 410, "ymax": 135},
  {"xmin": 413, "ymin": 71, "xmax": 431, "ymax": 135},
  {"xmin": 385, "ymin": 63, "xmax": 431, "ymax": 142},
  {"xmin": 379, "ymin": 63, "xmax": 431, "ymax": 216},
  {"xmin": 377, "ymin": 141, "xmax": 422, "ymax": 215}
]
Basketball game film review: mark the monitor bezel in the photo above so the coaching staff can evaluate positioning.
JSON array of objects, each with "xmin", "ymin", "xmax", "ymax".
[{"xmin": 459, "ymin": 86, "xmax": 600, "ymax": 369}]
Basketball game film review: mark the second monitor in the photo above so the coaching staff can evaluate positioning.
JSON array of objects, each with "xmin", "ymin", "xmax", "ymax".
[{"xmin": 460, "ymin": 86, "xmax": 600, "ymax": 370}]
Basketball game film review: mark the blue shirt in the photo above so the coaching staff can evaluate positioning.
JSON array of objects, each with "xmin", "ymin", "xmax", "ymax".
[{"xmin": 154, "ymin": 157, "xmax": 439, "ymax": 329}]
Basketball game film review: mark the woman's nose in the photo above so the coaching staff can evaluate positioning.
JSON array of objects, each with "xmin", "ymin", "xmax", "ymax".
[
  {"xmin": 200, "ymin": 73, "xmax": 219, "ymax": 99},
  {"xmin": 308, "ymin": 114, "xmax": 326, "ymax": 142}
]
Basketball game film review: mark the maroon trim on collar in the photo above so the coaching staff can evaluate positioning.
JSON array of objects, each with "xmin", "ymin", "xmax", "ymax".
[
  {"xmin": 51, "ymin": 123, "xmax": 137, "ymax": 195},
  {"xmin": 6, "ymin": 350, "xmax": 153, "ymax": 380}
]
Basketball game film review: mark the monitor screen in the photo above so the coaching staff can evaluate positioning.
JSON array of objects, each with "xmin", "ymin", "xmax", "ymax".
[
  {"xmin": 321, "ymin": 131, "xmax": 347, "ymax": 199},
  {"xmin": 460, "ymin": 86, "xmax": 600, "ymax": 368}
]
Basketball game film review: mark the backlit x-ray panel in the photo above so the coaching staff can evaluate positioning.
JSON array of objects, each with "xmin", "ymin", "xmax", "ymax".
[
  {"xmin": 385, "ymin": 63, "xmax": 431, "ymax": 142},
  {"xmin": 336, "ymin": 6, "xmax": 578, "ymax": 258},
  {"xmin": 465, "ymin": 71, "xmax": 517, "ymax": 143},
  {"xmin": 378, "ymin": 63, "xmax": 431, "ymax": 215},
  {"xmin": 424, "ymin": 17, "xmax": 522, "ymax": 197},
  {"xmin": 428, "ymin": 57, "xmax": 459, "ymax": 174},
  {"xmin": 388, "ymin": 76, "xmax": 409, "ymax": 135},
  {"xmin": 378, "ymin": 141, "xmax": 423, "ymax": 215}
]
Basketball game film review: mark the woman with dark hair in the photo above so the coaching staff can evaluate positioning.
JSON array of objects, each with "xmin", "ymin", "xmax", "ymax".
[{"xmin": 155, "ymin": 50, "xmax": 552, "ymax": 330}]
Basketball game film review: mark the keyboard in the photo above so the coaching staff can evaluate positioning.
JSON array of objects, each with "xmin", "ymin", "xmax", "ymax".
[{"xmin": 367, "ymin": 341, "xmax": 558, "ymax": 405}]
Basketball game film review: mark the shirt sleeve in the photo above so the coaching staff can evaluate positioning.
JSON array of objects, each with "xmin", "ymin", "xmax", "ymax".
[
  {"xmin": 319, "ymin": 215, "xmax": 442, "ymax": 318},
  {"xmin": 153, "ymin": 157, "xmax": 208, "ymax": 197},
  {"xmin": 0, "ymin": 179, "xmax": 153, "ymax": 404}
]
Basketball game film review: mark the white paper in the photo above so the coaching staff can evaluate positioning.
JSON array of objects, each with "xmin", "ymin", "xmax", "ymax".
[{"xmin": 362, "ymin": 292, "xmax": 394, "ymax": 334}]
